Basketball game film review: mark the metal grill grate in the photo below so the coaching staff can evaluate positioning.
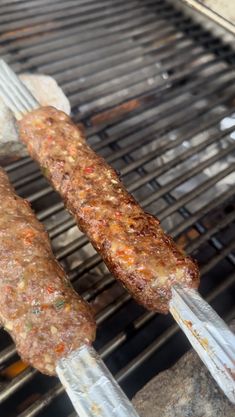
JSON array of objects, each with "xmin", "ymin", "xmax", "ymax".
[{"xmin": 0, "ymin": 0, "xmax": 235, "ymax": 416}]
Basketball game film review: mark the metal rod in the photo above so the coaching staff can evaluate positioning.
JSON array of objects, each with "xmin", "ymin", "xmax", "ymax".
[
  {"xmin": 0, "ymin": 343, "xmax": 17, "ymax": 366},
  {"xmin": 0, "ymin": 368, "xmax": 37, "ymax": 403},
  {"xmin": 17, "ymin": 385, "xmax": 64, "ymax": 417},
  {"xmin": 56, "ymin": 346, "xmax": 140, "ymax": 417},
  {"xmin": 186, "ymin": 210, "xmax": 235, "ymax": 254},
  {"xmin": 140, "ymin": 149, "xmax": 235, "ymax": 209},
  {"xmin": 72, "ymin": 65, "xmax": 235, "ymax": 117},
  {"xmin": 13, "ymin": 13, "xmax": 159, "ymax": 57},
  {"xmin": 0, "ymin": 0, "xmax": 158, "ymax": 42},
  {"xmin": 169, "ymin": 287, "xmax": 235, "ymax": 403},
  {"xmin": 0, "ymin": 0, "xmax": 119, "ymax": 23},
  {"xmin": 170, "ymin": 187, "xmax": 235, "ymax": 239},
  {"xmin": 4, "ymin": 156, "xmax": 31, "ymax": 173},
  {"xmin": 92, "ymin": 71, "xmax": 235, "ymax": 152},
  {"xmin": 0, "ymin": 0, "xmax": 151, "ymax": 33},
  {"xmin": 19, "ymin": 22, "xmax": 178, "ymax": 68}
]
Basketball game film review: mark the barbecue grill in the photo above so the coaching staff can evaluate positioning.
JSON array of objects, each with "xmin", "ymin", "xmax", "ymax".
[{"xmin": 0, "ymin": 0, "xmax": 235, "ymax": 416}]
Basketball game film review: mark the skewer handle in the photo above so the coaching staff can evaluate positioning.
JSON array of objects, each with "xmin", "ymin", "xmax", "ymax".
[
  {"xmin": 56, "ymin": 345, "xmax": 140, "ymax": 417},
  {"xmin": 170, "ymin": 286, "xmax": 235, "ymax": 403}
]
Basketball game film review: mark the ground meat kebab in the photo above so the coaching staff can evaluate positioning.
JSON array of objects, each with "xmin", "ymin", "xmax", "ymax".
[
  {"xmin": 0, "ymin": 168, "xmax": 96, "ymax": 375},
  {"xmin": 18, "ymin": 106, "xmax": 200, "ymax": 314}
]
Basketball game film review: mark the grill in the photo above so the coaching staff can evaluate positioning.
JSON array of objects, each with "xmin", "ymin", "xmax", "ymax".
[{"xmin": 0, "ymin": 0, "xmax": 235, "ymax": 416}]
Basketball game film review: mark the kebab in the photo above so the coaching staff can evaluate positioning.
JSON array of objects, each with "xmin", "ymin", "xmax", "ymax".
[
  {"xmin": 18, "ymin": 106, "xmax": 199, "ymax": 313},
  {"xmin": 0, "ymin": 167, "xmax": 140, "ymax": 417},
  {"xmin": 0, "ymin": 167, "xmax": 96, "ymax": 375}
]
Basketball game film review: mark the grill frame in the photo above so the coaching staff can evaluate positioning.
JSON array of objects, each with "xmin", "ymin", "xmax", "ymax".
[{"xmin": 0, "ymin": 0, "xmax": 235, "ymax": 416}]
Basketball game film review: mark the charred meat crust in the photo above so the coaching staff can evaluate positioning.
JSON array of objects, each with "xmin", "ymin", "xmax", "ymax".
[
  {"xmin": 18, "ymin": 106, "xmax": 200, "ymax": 314},
  {"xmin": 0, "ymin": 168, "xmax": 96, "ymax": 375}
]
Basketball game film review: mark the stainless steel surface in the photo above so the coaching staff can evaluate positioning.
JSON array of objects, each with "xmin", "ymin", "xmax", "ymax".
[
  {"xmin": 0, "ymin": 1, "xmax": 235, "ymax": 416},
  {"xmin": 179, "ymin": 0, "xmax": 235, "ymax": 34},
  {"xmin": 170, "ymin": 287, "xmax": 235, "ymax": 403},
  {"xmin": 57, "ymin": 346, "xmax": 140, "ymax": 417}
]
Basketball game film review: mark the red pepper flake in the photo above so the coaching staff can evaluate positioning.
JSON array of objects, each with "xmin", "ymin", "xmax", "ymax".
[
  {"xmin": 22, "ymin": 228, "xmax": 36, "ymax": 245},
  {"xmin": 4, "ymin": 285, "xmax": 13, "ymax": 294},
  {"xmin": 115, "ymin": 211, "xmax": 121, "ymax": 218},
  {"xmin": 84, "ymin": 166, "xmax": 94, "ymax": 174},
  {"xmin": 46, "ymin": 135, "xmax": 53, "ymax": 142},
  {"xmin": 41, "ymin": 304, "xmax": 50, "ymax": 311},
  {"xmin": 46, "ymin": 285, "xmax": 55, "ymax": 294},
  {"xmin": 55, "ymin": 342, "xmax": 65, "ymax": 354},
  {"xmin": 116, "ymin": 249, "xmax": 125, "ymax": 257},
  {"xmin": 99, "ymin": 219, "xmax": 107, "ymax": 226}
]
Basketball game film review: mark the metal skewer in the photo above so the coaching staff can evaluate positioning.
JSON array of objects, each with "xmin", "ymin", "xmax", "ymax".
[
  {"xmin": 170, "ymin": 286, "xmax": 235, "ymax": 403},
  {"xmin": 0, "ymin": 59, "xmax": 234, "ymax": 408},
  {"xmin": 57, "ymin": 345, "xmax": 140, "ymax": 417}
]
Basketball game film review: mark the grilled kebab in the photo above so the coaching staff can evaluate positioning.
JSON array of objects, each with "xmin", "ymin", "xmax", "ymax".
[
  {"xmin": 18, "ymin": 107, "xmax": 200, "ymax": 314},
  {"xmin": 0, "ymin": 168, "xmax": 96, "ymax": 375}
]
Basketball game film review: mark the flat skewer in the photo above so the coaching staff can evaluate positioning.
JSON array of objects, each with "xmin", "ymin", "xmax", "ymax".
[
  {"xmin": 170, "ymin": 286, "xmax": 235, "ymax": 403},
  {"xmin": 57, "ymin": 346, "xmax": 140, "ymax": 417},
  {"xmin": 0, "ymin": 59, "xmax": 234, "ymax": 408}
]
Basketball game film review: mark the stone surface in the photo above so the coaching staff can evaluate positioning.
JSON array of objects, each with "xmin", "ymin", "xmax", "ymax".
[
  {"xmin": 133, "ymin": 321, "xmax": 235, "ymax": 417},
  {"xmin": 19, "ymin": 73, "xmax": 70, "ymax": 115}
]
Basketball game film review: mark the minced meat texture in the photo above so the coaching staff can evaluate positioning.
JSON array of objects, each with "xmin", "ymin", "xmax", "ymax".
[
  {"xmin": 0, "ymin": 168, "xmax": 96, "ymax": 375},
  {"xmin": 18, "ymin": 106, "xmax": 200, "ymax": 314}
]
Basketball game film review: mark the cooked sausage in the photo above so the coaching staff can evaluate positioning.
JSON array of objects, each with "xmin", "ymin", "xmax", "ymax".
[
  {"xmin": 0, "ymin": 168, "xmax": 96, "ymax": 375},
  {"xmin": 18, "ymin": 106, "xmax": 200, "ymax": 314}
]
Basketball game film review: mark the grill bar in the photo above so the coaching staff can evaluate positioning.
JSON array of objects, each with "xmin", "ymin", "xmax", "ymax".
[
  {"xmin": 0, "ymin": 0, "xmax": 68, "ymax": 14},
  {"xmin": 159, "ymin": 166, "xmax": 235, "ymax": 222},
  {"xmin": 0, "ymin": 0, "xmax": 154, "ymax": 33},
  {"xmin": 0, "ymin": 344, "xmax": 17, "ymax": 366},
  {"xmin": 0, "ymin": 0, "xmax": 163, "ymax": 42},
  {"xmin": 2, "ymin": 6, "xmax": 172, "ymax": 51},
  {"xmin": 17, "ymin": 385, "xmax": 64, "ymax": 417},
  {"xmin": 140, "ymin": 147, "xmax": 235, "ymax": 209},
  {"xmin": 19, "ymin": 24, "xmax": 206, "ymax": 74},
  {"xmin": 0, "ymin": 0, "xmax": 125, "ymax": 22},
  {"xmin": 171, "ymin": 187, "xmax": 235, "ymax": 238},
  {"xmin": 186, "ymin": 210, "xmax": 235, "ymax": 253},
  {"xmin": 88, "ymin": 70, "xmax": 235, "ymax": 150},
  {"xmin": 0, "ymin": 368, "xmax": 37, "ymax": 403}
]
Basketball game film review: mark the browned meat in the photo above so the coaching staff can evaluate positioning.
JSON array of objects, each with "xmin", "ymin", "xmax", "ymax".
[
  {"xmin": 18, "ymin": 106, "xmax": 200, "ymax": 314},
  {"xmin": 0, "ymin": 168, "xmax": 96, "ymax": 375}
]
